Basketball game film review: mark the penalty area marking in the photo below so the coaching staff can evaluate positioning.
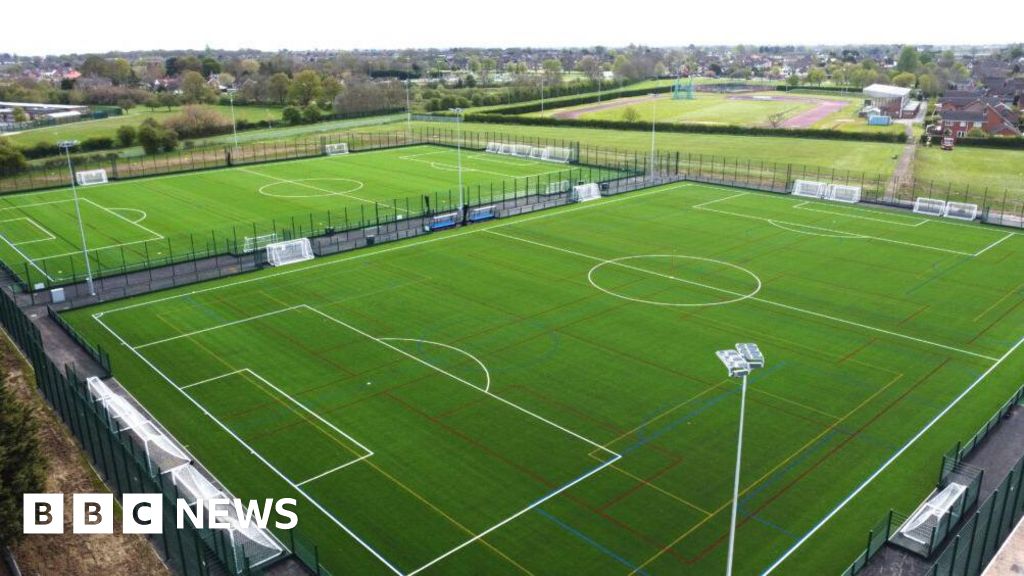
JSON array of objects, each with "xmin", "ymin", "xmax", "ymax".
[
  {"xmin": 0, "ymin": 217, "xmax": 57, "ymax": 245},
  {"xmin": 587, "ymin": 254, "xmax": 762, "ymax": 307},
  {"xmin": 106, "ymin": 207, "xmax": 149, "ymax": 224},
  {"xmin": 768, "ymin": 220, "xmax": 867, "ymax": 239},
  {"xmin": 380, "ymin": 337, "xmax": 491, "ymax": 392}
]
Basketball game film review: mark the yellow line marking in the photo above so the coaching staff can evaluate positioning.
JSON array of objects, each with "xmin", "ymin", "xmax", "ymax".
[{"xmin": 973, "ymin": 281, "xmax": 1024, "ymax": 322}]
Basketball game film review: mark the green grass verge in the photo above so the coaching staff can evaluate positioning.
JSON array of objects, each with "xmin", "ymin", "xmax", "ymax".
[
  {"xmin": 914, "ymin": 146, "xmax": 1024, "ymax": 196},
  {"xmin": 64, "ymin": 182, "xmax": 1024, "ymax": 575}
]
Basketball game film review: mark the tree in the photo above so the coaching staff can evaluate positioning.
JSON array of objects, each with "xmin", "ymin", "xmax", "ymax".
[
  {"xmin": 0, "ymin": 139, "xmax": 28, "ymax": 176},
  {"xmin": 766, "ymin": 111, "xmax": 787, "ymax": 128},
  {"xmin": 158, "ymin": 91, "xmax": 180, "ymax": 111},
  {"xmin": 217, "ymin": 72, "xmax": 235, "ymax": 88},
  {"xmin": 785, "ymin": 73, "xmax": 801, "ymax": 87},
  {"xmin": 201, "ymin": 57, "xmax": 221, "ymax": 77},
  {"xmin": 302, "ymin": 103, "xmax": 322, "ymax": 123},
  {"xmin": 541, "ymin": 59, "xmax": 563, "ymax": 84},
  {"xmin": 282, "ymin": 105, "xmax": 303, "ymax": 125},
  {"xmin": 0, "ymin": 379, "xmax": 46, "ymax": 546},
  {"xmin": 897, "ymin": 46, "xmax": 920, "ymax": 74},
  {"xmin": 891, "ymin": 72, "xmax": 916, "ymax": 88},
  {"xmin": 136, "ymin": 119, "xmax": 177, "ymax": 154},
  {"xmin": 115, "ymin": 125, "xmax": 136, "ymax": 147},
  {"xmin": 806, "ymin": 67, "xmax": 826, "ymax": 85},
  {"xmin": 321, "ymin": 76, "xmax": 342, "ymax": 106},
  {"xmin": 621, "ymin": 106, "xmax": 641, "ymax": 122},
  {"xmin": 576, "ymin": 55, "xmax": 603, "ymax": 82},
  {"xmin": 11, "ymin": 107, "xmax": 27, "ymax": 122},
  {"xmin": 163, "ymin": 106, "xmax": 230, "ymax": 138},
  {"xmin": 108, "ymin": 58, "xmax": 133, "ymax": 85},
  {"xmin": 287, "ymin": 70, "xmax": 323, "ymax": 105},
  {"xmin": 180, "ymin": 70, "xmax": 216, "ymax": 104},
  {"xmin": 268, "ymin": 73, "xmax": 291, "ymax": 105},
  {"xmin": 917, "ymin": 74, "xmax": 941, "ymax": 97}
]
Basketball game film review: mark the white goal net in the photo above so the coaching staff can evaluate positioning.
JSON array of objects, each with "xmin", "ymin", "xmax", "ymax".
[
  {"xmin": 543, "ymin": 146, "xmax": 573, "ymax": 163},
  {"xmin": 484, "ymin": 142, "xmax": 574, "ymax": 164},
  {"xmin": 546, "ymin": 180, "xmax": 571, "ymax": 195},
  {"xmin": 242, "ymin": 233, "xmax": 278, "ymax": 254},
  {"xmin": 75, "ymin": 169, "xmax": 108, "ymax": 186},
  {"xmin": 792, "ymin": 180, "xmax": 828, "ymax": 199},
  {"xmin": 485, "ymin": 142, "xmax": 502, "ymax": 153},
  {"xmin": 944, "ymin": 201, "xmax": 978, "ymax": 221},
  {"xmin": 266, "ymin": 238, "xmax": 314, "ymax": 267},
  {"xmin": 572, "ymin": 183, "xmax": 601, "ymax": 203},
  {"xmin": 826, "ymin": 184, "xmax": 862, "ymax": 204},
  {"xmin": 913, "ymin": 197, "xmax": 947, "ymax": 217},
  {"xmin": 324, "ymin": 142, "xmax": 349, "ymax": 156}
]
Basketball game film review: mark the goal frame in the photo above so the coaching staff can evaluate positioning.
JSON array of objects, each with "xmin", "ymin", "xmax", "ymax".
[
  {"xmin": 792, "ymin": 179, "xmax": 828, "ymax": 199},
  {"xmin": 75, "ymin": 169, "xmax": 109, "ymax": 186},
  {"xmin": 265, "ymin": 238, "xmax": 314, "ymax": 267},
  {"xmin": 913, "ymin": 197, "xmax": 947, "ymax": 217},
  {"xmin": 324, "ymin": 142, "xmax": 350, "ymax": 156},
  {"xmin": 943, "ymin": 201, "xmax": 978, "ymax": 221}
]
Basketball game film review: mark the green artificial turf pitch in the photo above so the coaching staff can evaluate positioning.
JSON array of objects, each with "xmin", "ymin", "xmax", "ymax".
[
  {"xmin": 0, "ymin": 144, "xmax": 619, "ymax": 287},
  {"xmin": 67, "ymin": 182, "xmax": 1024, "ymax": 575}
]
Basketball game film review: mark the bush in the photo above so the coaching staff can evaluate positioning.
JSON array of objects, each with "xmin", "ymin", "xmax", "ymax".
[
  {"xmin": 302, "ymin": 103, "xmax": 322, "ymax": 124},
  {"xmin": 0, "ymin": 139, "xmax": 28, "ymax": 176},
  {"xmin": 163, "ymin": 106, "xmax": 232, "ymax": 139},
  {"xmin": 115, "ymin": 125, "xmax": 137, "ymax": 147},
  {"xmin": 21, "ymin": 142, "xmax": 61, "ymax": 160},
  {"xmin": 79, "ymin": 136, "xmax": 115, "ymax": 152},
  {"xmin": 136, "ymin": 120, "xmax": 179, "ymax": 154},
  {"xmin": 282, "ymin": 105, "xmax": 303, "ymax": 125}
]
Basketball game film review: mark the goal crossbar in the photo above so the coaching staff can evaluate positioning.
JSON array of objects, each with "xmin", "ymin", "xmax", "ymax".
[
  {"xmin": 266, "ymin": 238, "xmax": 314, "ymax": 267},
  {"xmin": 324, "ymin": 143, "xmax": 349, "ymax": 156},
  {"xmin": 75, "ymin": 169, "xmax": 108, "ymax": 186}
]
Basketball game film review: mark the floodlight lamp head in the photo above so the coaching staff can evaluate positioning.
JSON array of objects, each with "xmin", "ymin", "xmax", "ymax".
[
  {"xmin": 58, "ymin": 140, "xmax": 79, "ymax": 150},
  {"xmin": 716, "ymin": 349, "xmax": 750, "ymax": 378},
  {"xmin": 735, "ymin": 343, "xmax": 764, "ymax": 369}
]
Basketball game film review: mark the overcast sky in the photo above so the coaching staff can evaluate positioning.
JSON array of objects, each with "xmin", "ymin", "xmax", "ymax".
[{"xmin": 4, "ymin": 0, "xmax": 1021, "ymax": 56}]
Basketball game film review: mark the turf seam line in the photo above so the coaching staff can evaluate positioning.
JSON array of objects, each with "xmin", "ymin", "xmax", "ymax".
[
  {"xmin": 760, "ymin": 334, "xmax": 1024, "ymax": 575},
  {"xmin": 485, "ymin": 228, "xmax": 998, "ymax": 362}
]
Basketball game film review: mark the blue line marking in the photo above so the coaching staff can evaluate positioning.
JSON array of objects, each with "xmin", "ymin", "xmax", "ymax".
[{"xmin": 537, "ymin": 508, "xmax": 652, "ymax": 575}]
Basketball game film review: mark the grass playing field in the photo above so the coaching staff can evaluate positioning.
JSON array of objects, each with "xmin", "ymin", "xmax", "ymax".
[
  {"xmin": 65, "ymin": 181, "xmax": 1024, "ymax": 575},
  {"xmin": 0, "ymin": 144, "xmax": 619, "ymax": 286}
]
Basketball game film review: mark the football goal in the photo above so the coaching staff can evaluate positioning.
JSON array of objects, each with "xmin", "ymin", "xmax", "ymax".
[
  {"xmin": 546, "ymin": 180, "xmax": 571, "ymax": 195},
  {"xmin": 75, "ymin": 169, "xmax": 108, "ymax": 186},
  {"xmin": 913, "ymin": 197, "xmax": 947, "ymax": 217},
  {"xmin": 572, "ymin": 183, "xmax": 601, "ymax": 203},
  {"xmin": 826, "ymin": 184, "xmax": 862, "ymax": 204},
  {"xmin": 242, "ymin": 233, "xmax": 278, "ymax": 254},
  {"xmin": 324, "ymin": 142, "xmax": 350, "ymax": 156},
  {"xmin": 792, "ymin": 180, "xmax": 829, "ymax": 199},
  {"xmin": 944, "ymin": 201, "xmax": 978, "ymax": 221},
  {"xmin": 266, "ymin": 238, "xmax": 314, "ymax": 267},
  {"xmin": 543, "ymin": 146, "xmax": 573, "ymax": 163},
  {"xmin": 485, "ymin": 142, "xmax": 502, "ymax": 153}
]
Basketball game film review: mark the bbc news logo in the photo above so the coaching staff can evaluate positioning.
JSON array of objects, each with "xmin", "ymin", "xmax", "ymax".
[{"xmin": 24, "ymin": 494, "xmax": 297, "ymax": 534}]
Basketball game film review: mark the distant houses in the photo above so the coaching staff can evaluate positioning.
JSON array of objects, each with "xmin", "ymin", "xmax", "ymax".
[{"xmin": 936, "ymin": 89, "xmax": 1021, "ymax": 139}]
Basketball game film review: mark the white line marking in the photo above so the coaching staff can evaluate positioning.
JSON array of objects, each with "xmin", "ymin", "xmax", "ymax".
[
  {"xmin": 297, "ymin": 454, "xmax": 373, "ymax": 487},
  {"xmin": 0, "ymin": 217, "xmax": 56, "ymax": 244},
  {"xmin": 239, "ymin": 167, "xmax": 407, "ymax": 213},
  {"xmin": 973, "ymin": 232, "xmax": 1014, "ymax": 257},
  {"xmin": 106, "ymin": 207, "xmax": 148, "ymax": 224},
  {"xmin": 82, "ymin": 198, "xmax": 165, "ymax": 240},
  {"xmin": 380, "ymin": 337, "xmax": 491, "ymax": 392},
  {"xmin": 762, "ymin": 335, "xmax": 1024, "ymax": 575},
  {"xmin": 96, "ymin": 184, "xmax": 692, "ymax": 318},
  {"xmin": 134, "ymin": 306, "xmax": 304, "ymax": 349},
  {"xmin": 792, "ymin": 201, "xmax": 929, "ymax": 227},
  {"xmin": 91, "ymin": 314, "xmax": 405, "ymax": 576},
  {"xmin": 486, "ymin": 229, "xmax": 998, "ymax": 362},
  {"xmin": 0, "ymin": 233, "xmax": 53, "ymax": 281}
]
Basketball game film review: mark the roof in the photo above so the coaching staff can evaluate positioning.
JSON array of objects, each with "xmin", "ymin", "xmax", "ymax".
[
  {"xmin": 863, "ymin": 84, "xmax": 911, "ymax": 98},
  {"xmin": 940, "ymin": 110, "xmax": 985, "ymax": 122}
]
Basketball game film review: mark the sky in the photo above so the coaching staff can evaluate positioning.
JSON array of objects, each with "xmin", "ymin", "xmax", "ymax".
[{"xmin": 3, "ymin": 0, "xmax": 1021, "ymax": 56}]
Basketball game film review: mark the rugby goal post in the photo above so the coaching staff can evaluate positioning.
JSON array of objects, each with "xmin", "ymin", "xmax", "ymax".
[
  {"xmin": 943, "ymin": 201, "xmax": 978, "ymax": 221},
  {"xmin": 913, "ymin": 197, "xmax": 947, "ymax": 217},
  {"xmin": 75, "ymin": 169, "xmax": 108, "ymax": 186},
  {"xmin": 572, "ymin": 183, "xmax": 601, "ymax": 203},
  {"xmin": 324, "ymin": 142, "xmax": 349, "ymax": 156},
  {"xmin": 792, "ymin": 179, "xmax": 828, "ymax": 199},
  {"xmin": 242, "ymin": 233, "xmax": 278, "ymax": 254},
  {"xmin": 265, "ymin": 238, "xmax": 314, "ymax": 267}
]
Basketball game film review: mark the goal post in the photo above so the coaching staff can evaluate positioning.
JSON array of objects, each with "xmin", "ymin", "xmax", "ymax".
[
  {"xmin": 543, "ymin": 146, "xmax": 573, "ymax": 163},
  {"xmin": 792, "ymin": 179, "xmax": 828, "ymax": 199},
  {"xmin": 242, "ymin": 233, "xmax": 278, "ymax": 254},
  {"xmin": 572, "ymin": 183, "xmax": 601, "ymax": 203},
  {"xmin": 75, "ymin": 169, "xmax": 108, "ymax": 186},
  {"xmin": 913, "ymin": 197, "xmax": 947, "ymax": 217},
  {"xmin": 485, "ymin": 142, "xmax": 502, "ymax": 154},
  {"xmin": 324, "ymin": 143, "xmax": 349, "ymax": 156},
  {"xmin": 944, "ymin": 201, "xmax": 978, "ymax": 221},
  {"xmin": 265, "ymin": 238, "xmax": 314, "ymax": 267},
  {"xmin": 827, "ymin": 184, "xmax": 862, "ymax": 204}
]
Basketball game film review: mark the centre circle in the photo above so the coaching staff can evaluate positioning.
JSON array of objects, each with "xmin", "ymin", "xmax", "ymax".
[
  {"xmin": 258, "ymin": 178, "xmax": 365, "ymax": 198},
  {"xmin": 587, "ymin": 255, "xmax": 762, "ymax": 307}
]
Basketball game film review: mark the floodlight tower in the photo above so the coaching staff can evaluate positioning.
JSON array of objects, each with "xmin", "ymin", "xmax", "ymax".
[
  {"xmin": 448, "ymin": 107, "xmax": 465, "ymax": 213},
  {"xmin": 715, "ymin": 343, "xmax": 765, "ymax": 576},
  {"xmin": 226, "ymin": 88, "xmax": 239, "ymax": 150},
  {"xmin": 650, "ymin": 93, "xmax": 658, "ymax": 179},
  {"xmin": 58, "ymin": 140, "xmax": 95, "ymax": 296}
]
